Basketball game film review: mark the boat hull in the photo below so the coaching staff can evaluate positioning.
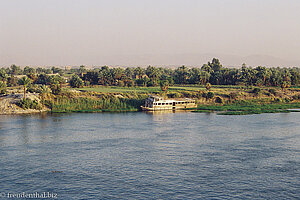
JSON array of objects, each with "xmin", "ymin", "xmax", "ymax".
[{"xmin": 141, "ymin": 104, "xmax": 197, "ymax": 111}]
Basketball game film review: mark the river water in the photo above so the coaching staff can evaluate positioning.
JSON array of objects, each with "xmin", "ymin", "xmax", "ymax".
[{"xmin": 0, "ymin": 112, "xmax": 299, "ymax": 199}]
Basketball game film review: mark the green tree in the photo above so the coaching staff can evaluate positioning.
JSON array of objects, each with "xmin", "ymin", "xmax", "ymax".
[
  {"xmin": 10, "ymin": 64, "xmax": 21, "ymax": 75},
  {"xmin": 50, "ymin": 83, "xmax": 62, "ymax": 95},
  {"xmin": 207, "ymin": 91, "xmax": 215, "ymax": 99},
  {"xmin": 201, "ymin": 64, "xmax": 213, "ymax": 73},
  {"xmin": 0, "ymin": 81, "xmax": 7, "ymax": 94},
  {"xmin": 200, "ymin": 71, "xmax": 210, "ymax": 85},
  {"xmin": 174, "ymin": 66, "xmax": 189, "ymax": 84},
  {"xmin": 125, "ymin": 67, "xmax": 134, "ymax": 79},
  {"xmin": 23, "ymin": 66, "xmax": 36, "ymax": 75},
  {"xmin": 18, "ymin": 76, "xmax": 32, "ymax": 99},
  {"xmin": 208, "ymin": 58, "xmax": 222, "ymax": 72},
  {"xmin": 79, "ymin": 65, "xmax": 86, "ymax": 78},
  {"xmin": 0, "ymin": 68, "xmax": 9, "ymax": 82},
  {"xmin": 69, "ymin": 75, "xmax": 84, "ymax": 88},
  {"xmin": 281, "ymin": 81, "xmax": 290, "ymax": 90},
  {"xmin": 146, "ymin": 66, "xmax": 160, "ymax": 86},
  {"xmin": 160, "ymin": 80, "xmax": 169, "ymax": 91},
  {"xmin": 134, "ymin": 67, "xmax": 145, "ymax": 79},
  {"xmin": 39, "ymin": 85, "xmax": 51, "ymax": 106}
]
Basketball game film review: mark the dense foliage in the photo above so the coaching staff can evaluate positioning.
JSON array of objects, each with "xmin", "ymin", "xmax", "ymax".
[
  {"xmin": 49, "ymin": 95, "xmax": 144, "ymax": 113},
  {"xmin": 1, "ymin": 59, "xmax": 299, "ymax": 114},
  {"xmin": 17, "ymin": 98, "xmax": 42, "ymax": 110},
  {"xmin": 0, "ymin": 58, "xmax": 299, "ymax": 95}
]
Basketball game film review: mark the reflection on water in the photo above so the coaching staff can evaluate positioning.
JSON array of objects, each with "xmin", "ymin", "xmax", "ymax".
[{"xmin": 0, "ymin": 112, "xmax": 300, "ymax": 199}]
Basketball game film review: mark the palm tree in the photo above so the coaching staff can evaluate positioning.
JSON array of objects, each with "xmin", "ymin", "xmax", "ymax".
[
  {"xmin": 18, "ymin": 76, "xmax": 32, "ymax": 99},
  {"xmin": 160, "ymin": 80, "xmax": 169, "ymax": 91},
  {"xmin": 79, "ymin": 65, "xmax": 86, "ymax": 78},
  {"xmin": 0, "ymin": 81, "xmax": 7, "ymax": 94},
  {"xmin": 134, "ymin": 67, "xmax": 145, "ymax": 79},
  {"xmin": 39, "ymin": 85, "xmax": 51, "ymax": 106}
]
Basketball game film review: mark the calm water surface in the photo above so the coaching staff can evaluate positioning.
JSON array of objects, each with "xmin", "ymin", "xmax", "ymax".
[{"xmin": 0, "ymin": 112, "xmax": 299, "ymax": 199}]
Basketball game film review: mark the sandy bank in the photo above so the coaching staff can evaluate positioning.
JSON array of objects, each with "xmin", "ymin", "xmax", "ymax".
[{"xmin": 0, "ymin": 93, "xmax": 49, "ymax": 115}]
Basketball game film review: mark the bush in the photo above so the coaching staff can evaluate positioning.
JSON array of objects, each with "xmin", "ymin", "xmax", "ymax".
[
  {"xmin": 181, "ymin": 91, "xmax": 193, "ymax": 98},
  {"xmin": 269, "ymin": 88, "xmax": 277, "ymax": 95},
  {"xmin": 207, "ymin": 92, "xmax": 215, "ymax": 99},
  {"xmin": 252, "ymin": 88, "xmax": 261, "ymax": 95},
  {"xmin": 50, "ymin": 84, "xmax": 62, "ymax": 95},
  {"xmin": 0, "ymin": 81, "xmax": 7, "ymax": 94},
  {"xmin": 215, "ymin": 96, "xmax": 224, "ymax": 104},
  {"xmin": 167, "ymin": 92, "xmax": 182, "ymax": 98},
  {"xmin": 274, "ymin": 98, "xmax": 282, "ymax": 103},
  {"xmin": 127, "ymin": 80, "xmax": 135, "ymax": 87},
  {"xmin": 160, "ymin": 80, "xmax": 169, "ymax": 91},
  {"xmin": 69, "ymin": 75, "xmax": 84, "ymax": 88},
  {"xmin": 27, "ymin": 84, "xmax": 40, "ymax": 93},
  {"xmin": 50, "ymin": 96, "xmax": 144, "ymax": 112},
  {"xmin": 17, "ymin": 98, "xmax": 42, "ymax": 110},
  {"xmin": 118, "ymin": 80, "xmax": 125, "ymax": 87},
  {"xmin": 292, "ymin": 94, "xmax": 300, "ymax": 100},
  {"xmin": 84, "ymin": 81, "xmax": 90, "ymax": 86},
  {"xmin": 284, "ymin": 98, "xmax": 291, "ymax": 103},
  {"xmin": 229, "ymin": 92, "xmax": 238, "ymax": 100}
]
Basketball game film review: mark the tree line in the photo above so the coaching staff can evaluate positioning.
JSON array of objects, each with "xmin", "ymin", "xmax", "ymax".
[{"xmin": 0, "ymin": 58, "xmax": 299, "ymax": 93}]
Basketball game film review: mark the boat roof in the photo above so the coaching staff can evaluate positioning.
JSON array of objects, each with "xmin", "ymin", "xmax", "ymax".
[{"xmin": 146, "ymin": 96, "xmax": 195, "ymax": 102}]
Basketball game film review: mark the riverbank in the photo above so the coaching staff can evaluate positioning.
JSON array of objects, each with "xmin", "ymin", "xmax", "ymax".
[
  {"xmin": 1, "ymin": 85, "xmax": 300, "ymax": 115},
  {"xmin": 189, "ymin": 103, "xmax": 300, "ymax": 115},
  {"xmin": 0, "ymin": 93, "xmax": 49, "ymax": 115},
  {"xmin": 41, "ymin": 86, "xmax": 300, "ymax": 115}
]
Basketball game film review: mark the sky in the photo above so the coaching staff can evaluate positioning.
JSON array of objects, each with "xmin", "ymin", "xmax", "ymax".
[{"xmin": 0, "ymin": 0, "xmax": 300, "ymax": 67}]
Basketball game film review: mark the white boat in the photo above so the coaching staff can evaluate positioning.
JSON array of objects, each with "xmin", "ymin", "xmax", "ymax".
[{"xmin": 141, "ymin": 95, "xmax": 197, "ymax": 111}]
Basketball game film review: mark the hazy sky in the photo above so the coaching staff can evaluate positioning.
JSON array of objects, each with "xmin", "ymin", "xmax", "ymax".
[{"xmin": 0, "ymin": 0, "xmax": 300, "ymax": 66}]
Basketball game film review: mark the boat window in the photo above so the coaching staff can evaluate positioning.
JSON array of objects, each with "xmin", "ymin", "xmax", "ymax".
[{"xmin": 158, "ymin": 103, "xmax": 161, "ymax": 105}]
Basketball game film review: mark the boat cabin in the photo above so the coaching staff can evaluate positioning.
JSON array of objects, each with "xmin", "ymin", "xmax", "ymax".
[{"xmin": 142, "ymin": 95, "xmax": 197, "ymax": 111}]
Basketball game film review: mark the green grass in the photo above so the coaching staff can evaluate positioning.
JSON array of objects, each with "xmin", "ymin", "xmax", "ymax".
[
  {"xmin": 190, "ymin": 103, "xmax": 300, "ymax": 115},
  {"xmin": 75, "ymin": 85, "xmax": 208, "ymax": 93},
  {"xmin": 50, "ymin": 96, "xmax": 143, "ymax": 113},
  {"xmin": 68, "ymin": 108, "xmax": 139, "ymax": 113},
  {"xmin": 77, "ymin": 86, "xmax": 155, "ymax": 93},
  {"xmin": 219, "ymin": 109, "xmax": 290, "ymax": 115},
  {"xmin": 190, "ymin": 110, "xmax": 213, "ymax": 113},
  {"xmin": 75, "ymin": 85, "xmax": 275, "ymax": 94}
]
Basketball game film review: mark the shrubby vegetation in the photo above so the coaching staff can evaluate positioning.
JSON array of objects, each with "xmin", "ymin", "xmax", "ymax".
[
  {"xmin": 1, "ymin": 58, "xmax": 299, "ymax": 90},
  {"xmin": 191, "ymin": 101, "xmax": 300, "ymax": 115},
  {"xmin": 0, "ymin": 58, "xmax": 299, "ymax": 114},
  {"xmin": 48, "ymin": 93, "xmax": 145, "ymax": 113},
  {"xmin": 69, "ymin": 75, "xmax": 84, "ymax": 88},
  {"xmin": 17, "ymin": 98, "xmax": 42, "ymax": 110}
]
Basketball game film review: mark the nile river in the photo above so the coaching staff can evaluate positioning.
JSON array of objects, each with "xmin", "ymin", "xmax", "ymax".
[{"xmin": 0, "ymin": 112, "xmax": 299, "ymax": 199}]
